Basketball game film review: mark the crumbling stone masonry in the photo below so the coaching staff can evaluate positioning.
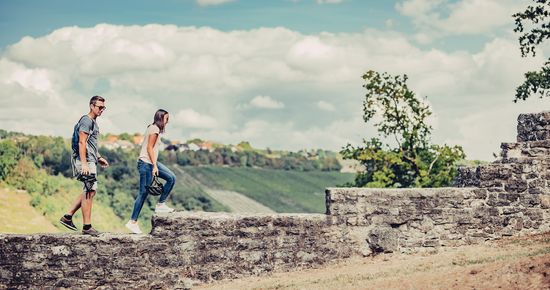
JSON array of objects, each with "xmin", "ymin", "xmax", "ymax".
[{"xmin": 1, "ymin": 112, "xmax": 550, "ymax": 289}]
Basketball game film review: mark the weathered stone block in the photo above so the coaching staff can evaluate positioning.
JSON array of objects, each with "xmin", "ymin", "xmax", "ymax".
[
  {"xmin": 367, "ymin": 227, "xmax": 399, "ymax": 253},
  {"xmin": 504, "ymin": 179, "xmax": 528, "ymax": 193}
]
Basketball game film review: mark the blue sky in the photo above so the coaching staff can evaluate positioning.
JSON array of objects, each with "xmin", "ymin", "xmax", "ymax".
[
  {"xmin": 0, "ymin": 0, "xmax": 485, "ymax": 51},
  {"xmin": 0, "ymin": 0, "xmax": 548, "ymax": 160}
]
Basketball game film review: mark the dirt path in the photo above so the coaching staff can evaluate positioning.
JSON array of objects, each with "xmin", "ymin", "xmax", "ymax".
[
  {"xmin": 197, "ymin": 232, "xmax": 550, "ymax": 290},
  {"xmin": 172, "ymin": 165, "xmax": 275, "ymax": 213}
]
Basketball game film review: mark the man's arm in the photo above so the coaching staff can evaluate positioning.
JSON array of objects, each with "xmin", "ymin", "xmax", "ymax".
[
  {"xmin": 78, "ymin": 131, "xmax": 90, "ymax": 175},
  {"xmin": 98, "ymin": 154, "xmax": 109, "ymax": 168}
]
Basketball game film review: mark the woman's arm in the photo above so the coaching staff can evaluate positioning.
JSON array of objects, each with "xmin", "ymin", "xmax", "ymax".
[{"xmin": 147, "ymin": 133, "xmax": 159, "ymax": 175}]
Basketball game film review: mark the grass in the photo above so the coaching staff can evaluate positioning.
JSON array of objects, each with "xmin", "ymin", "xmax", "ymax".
[
  {"xmin": 0, "ymin": 187, "xmax": 59, "ymax": 233},
  {"xmin": 0, "ymin": 180, "xmax": 127, "ymax": 234},
  {"xmin": 197, "ymin": 232, "xmax": 550, "ymax": 290},
  {"xmin": 178, "ymin": 166, "xmax": 355, "ymax": 213}
]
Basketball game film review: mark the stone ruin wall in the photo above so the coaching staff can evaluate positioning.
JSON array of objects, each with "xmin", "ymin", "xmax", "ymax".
[{"xmin": 1, "ymin": 112, "xmax": 550, "ymax": 289}]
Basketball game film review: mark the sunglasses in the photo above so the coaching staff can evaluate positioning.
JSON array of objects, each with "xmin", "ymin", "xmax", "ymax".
[{"xmin": 93, "ymin": 104, "xmax": 107, "ymax": 111}]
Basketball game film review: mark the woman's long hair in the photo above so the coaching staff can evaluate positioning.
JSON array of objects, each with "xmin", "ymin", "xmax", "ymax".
[{"xmin": 152, "ymin": 109, "xmax": 169, "ymax": 133}]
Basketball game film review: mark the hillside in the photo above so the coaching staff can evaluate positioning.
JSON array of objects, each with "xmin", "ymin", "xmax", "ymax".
[
  {"xmin": 0, "ymin": 187, "xmax": 59, "ymax": 233},
  {"xmin": 0, "ymin": 182, "xmax": 127, "ymax": 234},
  {"xmin": 0, "ymin": 165, "xmax": 353, "ymax": 234},
  {"xmin": 0, "ymin": 129, "xmax": 354, "ymax": 234},
  {"xmin": 171, "ymin": 165, "xmax": 354, "ymax": 213}
]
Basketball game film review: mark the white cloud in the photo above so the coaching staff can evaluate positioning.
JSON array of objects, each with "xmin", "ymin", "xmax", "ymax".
[
  {"xmin": 317, "ymin": 0, "xmax": 344, "ymax": 4},
  {"xmin": 317, "ymin": 100, "xmax": 335, "ymax": 111},
  {"xmin": 413, "ymin": 32, "xmax": 433, "ymax": 45},
  {"xmin": 249, "ymin": 95, "xmax": 285, "ymax": 109},
  {"xmin": 188, "ymin": 116, "xmax": 368, "ymax": 151},
  {"xmin": 0, "ymin": 23, "xmax": 546, "ymax": 160},
  {"xmin": 442, "ymin": 98, "xmax": 548, "ymax": 161},
  {"xmin": 396, "ymin": 0, "xmax": 442, "ymax": 17},
  {"xmin": 396, "ymin": 0, "xmax": 525, "ymax": 36},
  {"xmin": 173, "ymin": 109, "xmax": 218, "ymax": 129},
  {"xmin": 196, "ymin": 0, "xmax": 235, "ymax": 7}
]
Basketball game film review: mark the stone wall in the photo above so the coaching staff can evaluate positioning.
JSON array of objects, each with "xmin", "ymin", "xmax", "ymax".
[
  {"xmin": 517, "ymin": 111, "xmax": 550, "ymax": 142},
  {"xmin": 150, "ymin": 212, "xmax": 357, "ymax": 280},
  {"xmin": 456, "ymin": 111, "xmax": 550, "ymax": 189},
  {"xmin": 1, "ymin": 213, "xmax": 358, "ymax": 289},
  {"xmin": 326, "ymin": 187, "xmax": 550, "ymax": 256},
  {"xmin": 0, "ymin": 234, "xmax": 177, "ymax": 289},
  {"xmin": 2, "ymin": 112, "xmax": 550, "ymax": 288}
]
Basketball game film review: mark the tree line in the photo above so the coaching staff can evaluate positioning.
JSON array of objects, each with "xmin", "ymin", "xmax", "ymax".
[{"xmin": 160, "ymin": 148, "xmax": 342, "ymax": 172}]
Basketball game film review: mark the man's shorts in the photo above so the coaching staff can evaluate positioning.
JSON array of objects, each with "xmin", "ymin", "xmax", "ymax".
[{"xmin": 74, "ymin": 159, "xmax": 98, "ymax": 192}]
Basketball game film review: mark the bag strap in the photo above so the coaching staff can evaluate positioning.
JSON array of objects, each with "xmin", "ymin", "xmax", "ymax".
[
  {"xmin": 73, "ymin": 115, "xmax": 96, "ymax": 156},
  {"xmin": 151, "ymin": 175, "xmax": 162, "ymax": 186}
]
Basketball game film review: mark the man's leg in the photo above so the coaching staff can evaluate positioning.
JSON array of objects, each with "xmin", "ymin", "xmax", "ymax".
[
  {"xmin": 67, "ymin": 195, "xmax": 82, "ymax": 216},
  {"xmin": 80, "ymin": 161, "xmax": 100, "ymax": 235},
  {"xmin": 60, "ymin": 194, "xmax": 81, "ymax": 231},
  {"xmin": 81, "ymin": 190, "xmax": 96, "ymax": 225},
  {"xmin": 60, "ymin": 158, "xmax": 86, "ymax": 231}
]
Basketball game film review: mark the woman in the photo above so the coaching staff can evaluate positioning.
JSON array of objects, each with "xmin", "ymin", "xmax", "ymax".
[{"xmin": 126, "ymin": 109, "xmax": 176, "ymax": 234}]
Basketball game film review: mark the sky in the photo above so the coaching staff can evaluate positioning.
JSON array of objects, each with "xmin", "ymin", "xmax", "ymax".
[{"xmin": 0, "ymin": 0, "xmax": 548, "ymax": 161}]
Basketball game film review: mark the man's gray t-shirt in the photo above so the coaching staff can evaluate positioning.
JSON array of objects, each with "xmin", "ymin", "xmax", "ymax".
[{"xmin": 75, "ymin": 115, "xmax": 99, "ymax": 163}]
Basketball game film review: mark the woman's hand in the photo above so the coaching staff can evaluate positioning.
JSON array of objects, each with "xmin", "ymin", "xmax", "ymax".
[{"xmin": 153, "ymin": 165, "xmax": 159, "ymax": 176}]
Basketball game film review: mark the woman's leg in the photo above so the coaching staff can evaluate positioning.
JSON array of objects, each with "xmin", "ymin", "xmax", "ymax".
[
  {"xmin": 157, "ymin": 161, "xmax": 176, "ymax": 203},
  {"xmin": 130, "ymin": 161, "xmax": 153, "ymax": 221}
]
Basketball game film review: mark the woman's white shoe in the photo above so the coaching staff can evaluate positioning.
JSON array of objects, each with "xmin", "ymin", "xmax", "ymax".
[
  {"xmin": 155, "ymin": 203, "xmax": 175, "ymax": 213},
  {"xmin": 125, "ymin": 221, "xmax": 142, "ymax": 234}
]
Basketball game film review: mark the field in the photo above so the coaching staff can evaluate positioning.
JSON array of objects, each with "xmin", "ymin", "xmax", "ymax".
[
  {"xmin": 178, "ymin": 166, "xmax": 355, "ymax": 213},
  {"xmin": 197, "ymin": 232, "xmax": 550, "ymax": 290}
]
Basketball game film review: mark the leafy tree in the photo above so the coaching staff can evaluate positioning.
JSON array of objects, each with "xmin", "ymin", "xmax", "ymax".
[
  {"xmin": 237, "ymin": 141, "xmax": 253, "ymax": 151},
  {"xmin": 341, "ymin": 70, "xmax": 465, "ymax": 188},
  {"xmin": 513, "ymin": 0, "xmax": 550, "ymax": 102},
  {"xmin": 0, "ymin": 140, "xmax": 20, "ymax": 180},
  {"xmin": 117, "ymin": 133, "xmax": 131, "ymax": 142},
  {"xmin": 16, "ymin": 136, "xmax": 71, "ymax": 175}
]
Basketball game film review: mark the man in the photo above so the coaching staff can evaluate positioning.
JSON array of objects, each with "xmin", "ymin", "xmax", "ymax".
[{"xmin": 60, "ymin": 96, "xmax": 110, "ymax": 236}]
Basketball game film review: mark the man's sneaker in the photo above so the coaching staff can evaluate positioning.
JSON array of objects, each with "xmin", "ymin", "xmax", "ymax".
[
  {"xmin": 60, "ymin": 216, "xmax": 77, "ymax": 231},
  {"xmin": 125, "ymin": 221, "xmax": 143, "ymax": 234},
  {"xmin": 82, "ymin": 227, "xmax": 100, "ymax": 236},
  {"xmin": 155, "ymin": 203, "xmax": 175, "ymax": 213}
]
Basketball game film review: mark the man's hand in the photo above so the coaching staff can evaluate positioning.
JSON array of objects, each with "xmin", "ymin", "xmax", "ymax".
[
  {"xmin": 81, "ymin": 163, "xmax": 90, "ymax": 176},
  {"xmin": 152, "ymin": 165, "xmax": 159, "ymax": 176},
  {"xmin": 98, "ymin": 157, "xmax": 110, "ymax": 168}
]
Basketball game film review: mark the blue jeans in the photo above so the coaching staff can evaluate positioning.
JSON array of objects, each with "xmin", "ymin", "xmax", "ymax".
[{"xmin": 130, "ymin": 160, "xmax": 176, "ymax": 221}]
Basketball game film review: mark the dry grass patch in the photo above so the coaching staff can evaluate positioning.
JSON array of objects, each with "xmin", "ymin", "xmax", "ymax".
[{"xmin": 197, "ymin": 232, "xmax": 550, "ymax": 290}]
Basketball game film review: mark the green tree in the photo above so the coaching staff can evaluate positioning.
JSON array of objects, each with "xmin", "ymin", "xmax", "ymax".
[
  {"xmin": 513, "ymin": 0, "xmax": 550, "ymax": 102},
  {"xmin": 341, "ymin": 70, "xmax": 465, "ymax": 188},
  {"xmin": 0, "ymin": 140, "xmax": 20, "ymax": 180},
  {"xmin": 237, "ymin": 141, "xmax": 253, "ymax": 151},
  {"xmin": 118, "ymin": 133, "xmax": 133, "ymax": 142}
]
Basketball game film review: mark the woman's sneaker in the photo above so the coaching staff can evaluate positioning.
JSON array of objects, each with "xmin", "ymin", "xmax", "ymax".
[
  {"xmin": 155, "ymin": 203, "xmax": 175, "ymax": 213},
  {"xmin": 125, "ymin": 221, "xmax": 142, "ymax": 234}
]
